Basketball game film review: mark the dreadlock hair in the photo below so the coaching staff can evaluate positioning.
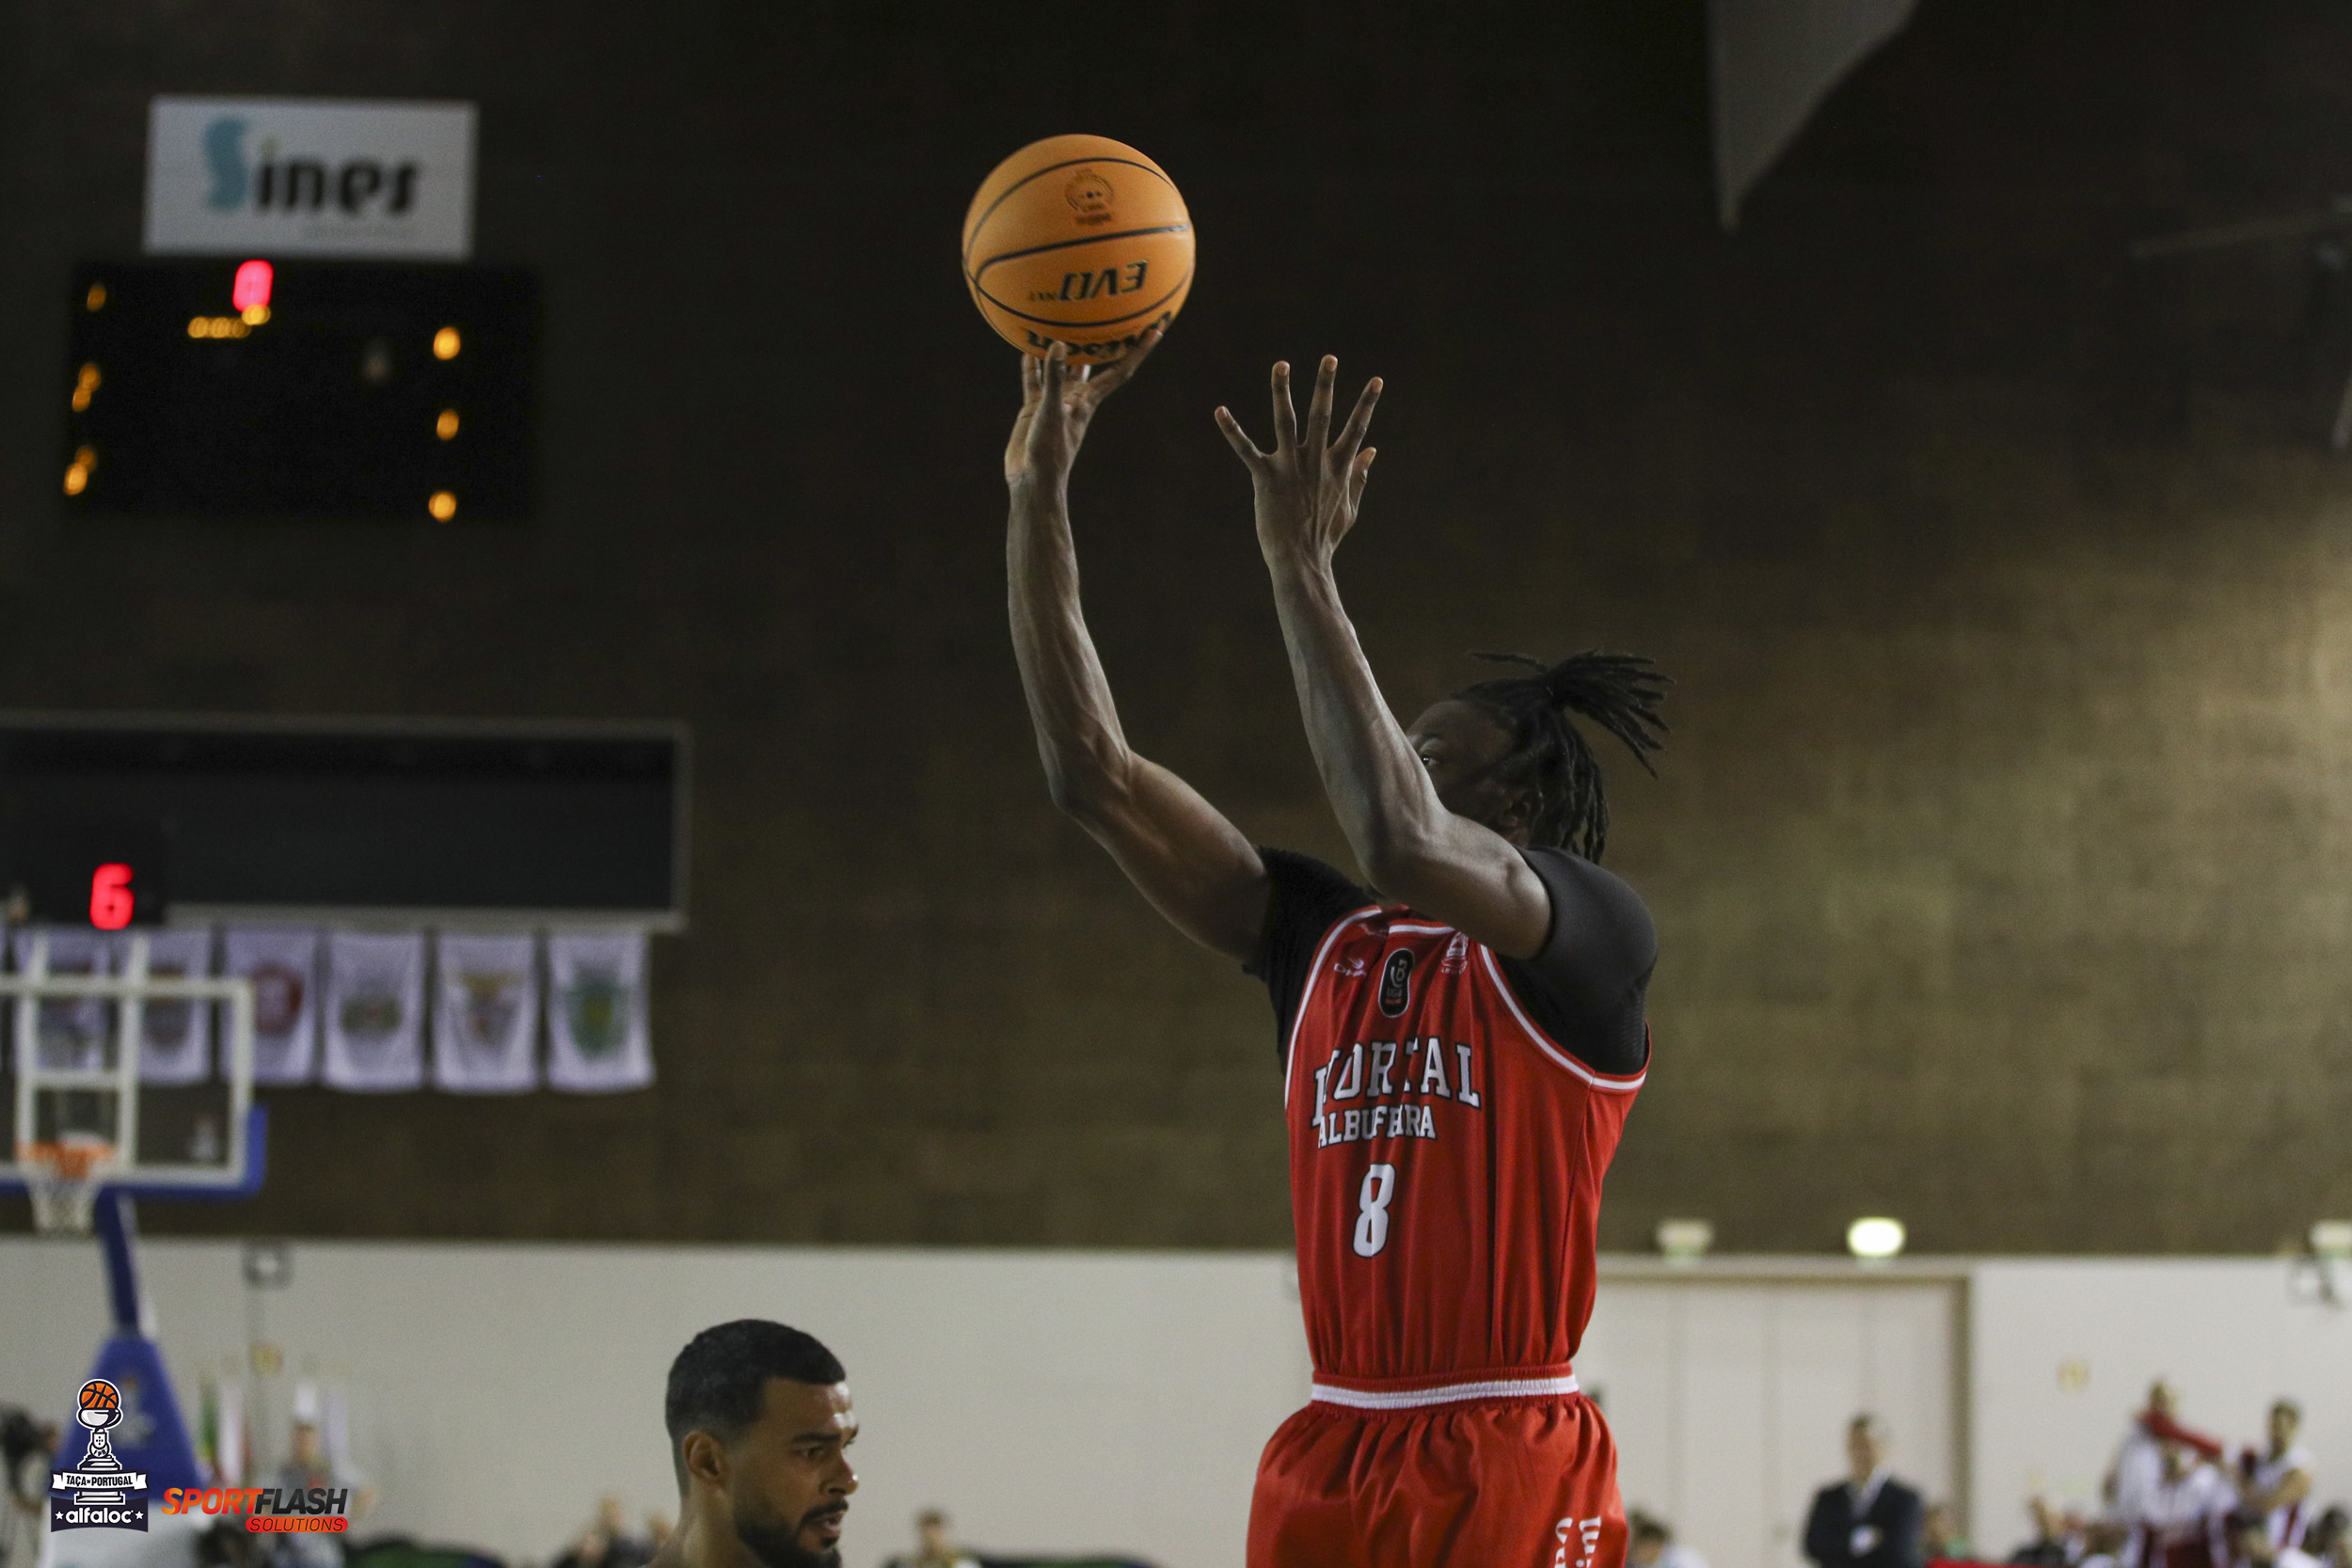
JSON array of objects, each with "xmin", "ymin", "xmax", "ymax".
[{"xmin": 1451, "ymin": 650, "xmax": 1669, "ymax": 863}]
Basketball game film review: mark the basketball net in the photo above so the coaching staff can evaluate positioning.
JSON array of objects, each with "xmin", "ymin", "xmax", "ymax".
[{"xmin": 23, "ymin": 1136, "xmax": 113, "ymax": 1236}]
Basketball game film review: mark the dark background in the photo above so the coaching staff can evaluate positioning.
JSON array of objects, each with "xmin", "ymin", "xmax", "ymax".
[{"xmin": 5, "ymin": 0, "xmax": 2351, "ymax": 1250}]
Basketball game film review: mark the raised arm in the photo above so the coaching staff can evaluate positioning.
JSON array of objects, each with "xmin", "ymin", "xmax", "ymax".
[
  {"xmin": 1215, "ymin": 356, "xmax": 1552, "ymax": 958},
  {"xmin": 2237, "ymin": 1463, "xmax": 2311, "ymax": 1514},
  {"xmin": 1007, "ymin": 339, "xmax": 1269, "ymax": 960}
]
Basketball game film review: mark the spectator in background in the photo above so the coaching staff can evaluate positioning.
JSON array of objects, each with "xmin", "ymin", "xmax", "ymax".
[
  {"xmin": 2300, "ymin": 1510, "xmax": 2347, "ymax": 1568},
  {"xmin": 2010, "ymin": 1498, "xmax": 2077, "ymax": 1568},
  {"xmin": 271, "ymin": 1411, "xmax": 374, "ymax": 1568},
  {"xmin": 2084, "ymin": 1521, "xmax": 2133, "ymax": 1568},
  {"xmin": 1926, "ymin": 1502, "xmax": 1973, "ymax": 1560},
  {"xmin": 881, "ymin": 1509, "xmax": 979, "ymax": 1568},
  {"xmin": 2, "ymin": 1408, "xmax": 60, "ymax": 1568},
  {"xmin": 2232, "ymin": 1512, "xmax": 2324, "ymax": 1568},
  {"xmin": 1629, "ymin": 1511, "xmax": 1709, "ymax": 1568},
  {"xmin": 1805, "ymin": 1415, "xmax": 1927, "ymax": 1568},
  {"xmin": 2233, "ymin": 1403, "xmax": 2315, "ymax": 1552},
  {"xmin": 556, "ymin": 1496, "xmax": 657, "ymax": 1568},
  {"xmin": 194, "ymin": 1518, "xmax": 263, "ymax": 1568},
  {"xmin": 2112, "ymin": 1385, "xmax": 2183, "ymax": 1525},
  {"xmin": 2122, "ymin": 1438, "xmax": 2234, "ymax": 1568}
]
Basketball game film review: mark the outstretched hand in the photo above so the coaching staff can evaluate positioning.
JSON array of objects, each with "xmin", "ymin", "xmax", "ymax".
[
  {"xmin": 1004, "ymin": 331, "xmax": 1163, "ymax": 491},
  {"xmin": 1215, "ymin": 356, "xmax": 1381, "ymax": 566}
]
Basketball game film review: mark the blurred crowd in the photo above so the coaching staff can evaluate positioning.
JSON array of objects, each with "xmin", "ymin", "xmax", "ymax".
[
  {"xmin": 2013, "ymin": 1382, "xmax": 2339, "ymax": 1568},
  {"xmin": 550, "ymin": 1497, "xmax": 669, "ymax": 1568}
]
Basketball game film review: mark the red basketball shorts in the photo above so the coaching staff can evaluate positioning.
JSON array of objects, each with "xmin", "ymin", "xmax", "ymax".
[{"xmin": 1247, "ymin": 1392, "xmax": 1626, "ymax": 1568}]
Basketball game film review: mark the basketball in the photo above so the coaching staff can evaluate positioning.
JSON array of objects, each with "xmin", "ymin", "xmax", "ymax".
[
  {"xmin": 961, "ymin": 134, "xmax": 1194, "ymax": 365},
  {"xmin": 78, "ymin": 1380, "xmax": 118, "ymax": 1412}
]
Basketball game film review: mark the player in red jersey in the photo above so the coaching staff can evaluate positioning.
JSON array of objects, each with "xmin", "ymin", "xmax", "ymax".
[{"xmin": 1004, "ymin": 338, "xmax": 1665, "ymax": 1568}]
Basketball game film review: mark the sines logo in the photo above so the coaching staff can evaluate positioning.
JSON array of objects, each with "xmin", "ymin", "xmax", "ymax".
[
  {"xmin": 201, "ymin": 116, "xmax": 422, "ymax": 219},
  {"xmin": 50, "ymin": 1379, "xmax": 150, "ymax": 1532}
]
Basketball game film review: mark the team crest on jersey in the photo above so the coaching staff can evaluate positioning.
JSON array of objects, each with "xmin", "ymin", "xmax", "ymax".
[
  {"xmin": 1377, "ymin": 950, "xmax": 1414, "ymax": 1016},
  {"xmin": 1440, "ymin": 932, "xmax": 1470, "ymax": 974}
]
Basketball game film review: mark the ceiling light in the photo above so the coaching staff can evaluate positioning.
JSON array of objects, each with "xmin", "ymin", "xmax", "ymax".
[
  {"xmin": 1657, "ymin": 1218, "xmax": 1714, "ymax": 1264},
  {"xmin": 1847, "ymin": 1216, "xmax": 1905, "ymax": 1261}
]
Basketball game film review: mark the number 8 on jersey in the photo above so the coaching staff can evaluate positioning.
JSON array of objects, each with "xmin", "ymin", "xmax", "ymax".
[{"xmin": 1352, "ymin": 1163, "xmax": 1396, "ymax": 1257}]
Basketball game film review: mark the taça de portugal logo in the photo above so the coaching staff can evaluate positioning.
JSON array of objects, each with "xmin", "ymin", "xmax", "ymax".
[{"xmin": 51, "ymin": 1379, "xmax": 150, "ymax": 1531}]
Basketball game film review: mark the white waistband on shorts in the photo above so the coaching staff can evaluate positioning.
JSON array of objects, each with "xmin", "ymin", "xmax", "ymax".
[{"xmin": 1310, "ymin": 1373, "xmax": 1581, "ymax": 1410}]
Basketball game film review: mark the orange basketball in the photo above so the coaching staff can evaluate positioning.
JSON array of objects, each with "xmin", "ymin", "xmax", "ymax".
[
  {"xmin": 961, "ymin": 135, "xmax": 1194, "ymax": 365},
  {"xmin": 79, "ymin": 1380, "xmax": 119, "ymax": 1412}
]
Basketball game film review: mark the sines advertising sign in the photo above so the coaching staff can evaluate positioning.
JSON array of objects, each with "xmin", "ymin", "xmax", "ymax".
[{"xmin": 145, "ymin": 97, "xmax": 475, "ymax": 259}]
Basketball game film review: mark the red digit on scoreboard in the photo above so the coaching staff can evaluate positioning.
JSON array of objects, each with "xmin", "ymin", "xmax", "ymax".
[
  {"xmin": 89, "ymin": 863, "xmax": 135, "ymax": 930},
  {"xmin": 232, "ymin": 260, "xmax": 273, "ymax": 313}
]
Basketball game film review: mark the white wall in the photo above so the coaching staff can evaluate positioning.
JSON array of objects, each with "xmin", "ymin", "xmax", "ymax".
[
  {"xmin": 0, "ymin": 1239, "xmax": 1311, "ymax": 1568},
  {"xmin": 1582, "ymin": 1275, "xmax": 1958, "ymax": 1568}
]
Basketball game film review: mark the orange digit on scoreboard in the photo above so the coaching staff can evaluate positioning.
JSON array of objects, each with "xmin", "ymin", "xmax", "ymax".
[{"xmin": 961, "ymin": 134, "xmax": 1194, "ymax": 365}]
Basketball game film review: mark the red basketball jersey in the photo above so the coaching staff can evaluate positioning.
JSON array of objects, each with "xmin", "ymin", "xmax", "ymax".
[{"xmin": 1282, "ymin": 906, "xmax": 1645, "ymax": 1396}]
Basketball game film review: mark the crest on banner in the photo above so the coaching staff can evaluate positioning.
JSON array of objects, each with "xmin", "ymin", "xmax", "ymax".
[
  {"xmin": 432, "ymin": 931, "xmax": 538, "ymax": 1093},
  {"xmin": 546, "ymin": 930, "xmax": 652, "ymax": 1092}
]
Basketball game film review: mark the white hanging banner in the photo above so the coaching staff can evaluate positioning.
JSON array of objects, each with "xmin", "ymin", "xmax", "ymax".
[
  {"xmin": 431, "ymin": 931, "xmax": 539, "ymax": 1093},
  {"xmin": 1710, "ymin": 0, "xmax": 1917, "ymax": 230},
  {"xmin": 10, "ymin": 927, "xmax": 120, "ymax": 1073},
  {"xmin": 135, "ymin": 928, "xmax": 215, "ymax": 1085},
  {"xmin": 546, "ymin": 930, "xmax": 652, "ymax": 1092},
  {"xmin": 323, "ymin": 931, "xmax": 425, "ymax": 1091},
  {"xmin": 223, "ymin": 927, "xmax": 320, "ymax": 1085}
]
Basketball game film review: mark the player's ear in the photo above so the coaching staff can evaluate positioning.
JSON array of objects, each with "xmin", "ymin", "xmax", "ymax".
[
  {"xmin": 681, "ymin": 1430, "xmax": 730, "ymax": 1490},
  {"xmin": 1492, "ymin": 783, "xmax": 1539, "ymax": 841}
]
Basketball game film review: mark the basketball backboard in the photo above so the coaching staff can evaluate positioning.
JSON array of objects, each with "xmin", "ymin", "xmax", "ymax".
[{"xmin": 0, "ymin": 929, "xmax": 263, "ymax": 1230}]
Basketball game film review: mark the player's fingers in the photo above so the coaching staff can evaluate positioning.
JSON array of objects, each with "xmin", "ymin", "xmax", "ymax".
[
  {"xmin": 1270, "ymin": 361, "xmax": 1298, "ymax": 452},
  {"xmin": 1041, "ymin": 341, "xmax": 1067, "ymax": 411},
  {"xmin": 1306, "ymin": 355, "xmax": 1337, "ymax": 454},
  {"xmin": 1346, "ymin": 447, "xmax": 1376, "ymax": 508},
  {"xmin": 1215, "ymin": 406, "xmax": 1266, "ymax": 467},
  {"xmin": 1335, "ymin": 376, "xmax": 1382, "ymax": 459},
  {"xmin": 1093, "ymin": 326, "xmax": 1163, "ymax": 398}
]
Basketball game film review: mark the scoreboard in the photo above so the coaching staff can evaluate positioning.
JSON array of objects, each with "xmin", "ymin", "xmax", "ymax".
[
  {"xmin": 0, "ymin": 715, "xmax": 687, "ymax": 928},
  {"xmin": 61, "ymin": 260, "xmax": 538, "ymax": 522}
]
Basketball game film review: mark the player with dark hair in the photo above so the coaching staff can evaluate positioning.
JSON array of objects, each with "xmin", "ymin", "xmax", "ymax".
[
  {"xmin": 652, "ymin": 1321, "xmax": 857, "ymax": 1568},
  {"xmin": 1005, "ymin": 339, "xmax": 1663, "ymax": 1567}
]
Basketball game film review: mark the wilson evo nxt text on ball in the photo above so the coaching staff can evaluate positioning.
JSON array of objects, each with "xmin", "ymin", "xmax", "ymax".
[{"xmin": 961, "ymin": 134, "xmax": 1193, "ymax": 363}]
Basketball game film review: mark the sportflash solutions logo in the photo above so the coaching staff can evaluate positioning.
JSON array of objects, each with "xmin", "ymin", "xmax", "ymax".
[
  {"xmin": 159, "ymin": 1486, "xmax": 354, "ymax": 1534},
  {"xmin": 50, "ymin": 1380, "xmax": 150, "ymax": 1531}
]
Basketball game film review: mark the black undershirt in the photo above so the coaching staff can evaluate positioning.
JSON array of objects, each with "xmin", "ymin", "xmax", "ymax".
[{"xmin": 1242, "ymin": 846, "xmax": 1656, "ymax": 1076}]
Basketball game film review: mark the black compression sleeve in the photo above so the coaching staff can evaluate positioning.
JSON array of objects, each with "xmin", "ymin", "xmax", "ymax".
[
  {"xmin": 1243, "ymin": 847, "xmax": 1375, "ymax": 1060},
  {"xmin": 1495, "ymin": 847, "xmax": 1656, "ymax": 1076}
]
